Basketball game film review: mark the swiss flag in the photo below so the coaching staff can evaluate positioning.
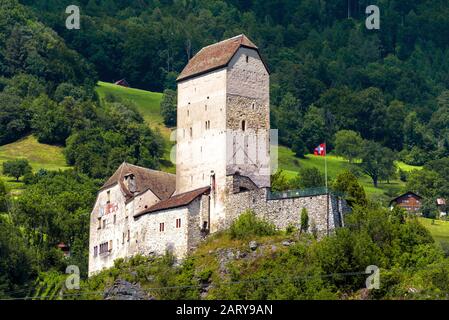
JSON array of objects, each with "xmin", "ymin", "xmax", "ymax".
[{"xmin": 314, "ymin": 143, "xmax": 326, "ymax": 156}]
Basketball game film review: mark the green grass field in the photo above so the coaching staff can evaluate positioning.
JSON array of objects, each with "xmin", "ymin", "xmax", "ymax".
[
  {"xmin": 96, "ymin": 82, "xmax": 175, "ymax": 173},
  {"xmin": 96, "ymin": 81, "xmax": 170, "ymax": 138},
  {"xmin": 276, "ymin": 145, "xmax": 421, "ymax": 203},
  {"xmin": 0, "ymin": 135, "xmax": 70, "ymax": 191},
  {"xmin": 418, "ymin": 217, "xmax": 449, "ymax": 254}
]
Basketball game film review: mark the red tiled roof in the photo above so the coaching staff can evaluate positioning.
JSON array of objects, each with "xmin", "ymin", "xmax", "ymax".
[
  {"xmin": 134, "ymin": 186, "xmax": 210, "ymax": 218},
  {"xmin": 101, "ymin": 162, "xmax": 176, "ymax": 201},
  {"xmin": 177, "ymin": 34, "xmax": 267, "ymax": 82}
]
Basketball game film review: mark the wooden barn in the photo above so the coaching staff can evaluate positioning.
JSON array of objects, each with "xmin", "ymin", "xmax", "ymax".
[
  {"xmin": 389, "ymin": 192, "xmax": 422, "ymax": 214},
  {"xmin": 114, "ymin": 79, "xmax": 129, "ymax": 87}
]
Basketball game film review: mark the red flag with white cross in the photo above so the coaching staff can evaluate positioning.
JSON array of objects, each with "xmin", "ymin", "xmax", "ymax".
[{"xmin": 314, "ymin": 143, "xmax": 326, "ymax": 156}]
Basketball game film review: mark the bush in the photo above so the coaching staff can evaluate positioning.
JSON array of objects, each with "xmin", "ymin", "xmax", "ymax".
[
  {"xmin": 300, "ymin": 208, "xmax": 309, "ymax": 233},
  {"xmin": 229, "ymin": 210, "xmax": 278, "ymax": 239},
  {"xmin": 399, "ymin": 169, "xmax": 408, "ymax": 182}
]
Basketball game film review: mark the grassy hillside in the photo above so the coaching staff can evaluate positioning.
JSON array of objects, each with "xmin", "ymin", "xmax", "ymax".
[
  {"xmin": 0, "ymin": 135, "xmax": 70, "ymax": 191},
  {"xmin": 96, "ymin": 81, "xmax": 170, "ymax": 138},
  {"xmin": 418, "ymin": 217, "xmax": 449, "ymax": 254},
  {"xmin": 277, "ymin": 146, "xmax": 421, "ymax": 203},
  {"xmin": 95, "ymin": 82, "xmax": 175, "ymax": 173}
]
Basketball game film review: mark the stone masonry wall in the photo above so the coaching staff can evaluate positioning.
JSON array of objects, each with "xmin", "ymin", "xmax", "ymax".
[{"xmin": 223, "ymin": 177, "xmax": 349, "ymax": 236}]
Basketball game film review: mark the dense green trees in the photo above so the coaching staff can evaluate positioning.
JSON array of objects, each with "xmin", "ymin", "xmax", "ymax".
[
  {"xmin": 294, "ymin": 167, "xmax": 326, "ymax": 189},
  {"xmin": 334, "ymin": 130, "xmax": 364, "ymax": 163},
  {"xmin": 333, "ymin": 170, "xmax": 367, "ymax": 208},
  {"xmin": 17, "ymin": 0, "xmax": 449, "ymax": 166},
  {"xmin": 160, "ymin": 89, "xmax": 177, "ymax": 127},
  {"xmin": 0, "ymin": 217, "xmax": 35, "ymax": 298},
  {"xmin": 14, "ymin": 170, "xmax": 99, "ymax": 277},
  {"xmin": 0, "ymin": 92, "xmax": 30, "ymax": 145}
]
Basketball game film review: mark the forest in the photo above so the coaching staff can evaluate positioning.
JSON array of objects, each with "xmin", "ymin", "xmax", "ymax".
[{"xmin": 0, "ymin": 0, "xmax": 449, "ymax": 299}]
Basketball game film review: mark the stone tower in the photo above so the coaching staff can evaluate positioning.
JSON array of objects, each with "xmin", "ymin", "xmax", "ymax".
[{"xmin": 176, "ymin": 34, "xmax": 270, "ymax": 232}]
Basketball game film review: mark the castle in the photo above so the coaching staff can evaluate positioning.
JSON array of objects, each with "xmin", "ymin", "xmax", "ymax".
[{"xmin": 88, "ymin": 35, "xmax": 349, "ymax": 276}]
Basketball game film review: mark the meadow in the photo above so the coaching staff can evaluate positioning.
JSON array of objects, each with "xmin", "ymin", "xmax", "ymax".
[
  {"xmin": 418, "ymin": 217, "xmax": 449, "ymax": 254},
  {"xmin": 0, "ymin": 136, "xmax": 70, "ymax": 192},
  {"xmin": 277, "ymin": 145, "xmax": 421, "ymax": 203}
]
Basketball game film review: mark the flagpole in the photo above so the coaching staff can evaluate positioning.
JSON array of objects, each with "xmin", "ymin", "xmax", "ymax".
[
  {"xmin": 325, "ymin": 142, "xmax": 329, "ymax": 236},
  {"xmin": 324, "ymin": 143, "xmax": 328, "ymax": 193}
]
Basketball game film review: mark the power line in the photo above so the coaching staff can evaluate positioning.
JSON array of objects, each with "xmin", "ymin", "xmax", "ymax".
[{"xmin": 4, "ymin": 261, "xmax": 449, "ymax": 300}]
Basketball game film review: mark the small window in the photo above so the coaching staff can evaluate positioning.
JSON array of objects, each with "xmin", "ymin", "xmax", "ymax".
[
  {"xmin": 107, "ymin": 190, "xmax": 111, "ymax": 204},
  {"xmin": 97, "ymin": 217, "xmax": 101, "ymax": 230},
  {"xmin": 122, "ymin": 232, "xmax": 125, "ymax": 244},
  {"xmin": 252, "ymin": 103, "xmax": 255, "ymax": 110},
  {"xmin": 109, "ymin": 240, "xmax": 113, "ymax": 252},
  {"xmin": 127, "ymin": 230, "xmax": 130, "ymax": 242},
  {"xmin": 160, "ymin": 223, "xmax": 165, "ymax": 232},
  {"xmin": 241, "ymin": 120, "xmax": 246, "ymax": 131},
  {"xmin": 113, "ymin": 214, "xmax": 116, "ymax": 224},
  {"xmin": 246, "ymin": 55, "xmax": 249, "ymax": 63},
  {"xmin": 102, "ymin": 219, "xmax": 106, "ymax": 229},
  {"xmin": 187, "ymin": 109, "xmax": 190, "ymax": 117},
  {"xmin": 189, "ymin": 127, "xmax": 192, "ymax": 138},
  {"xmin": 99, "ymin": 242, "xmax": 109, "ymax": 254},
  {"xmin": 176, "ymin": 218, "xmax": 182, "ymax": 228},
  {"xmin": 94, "ymin": 246, "xmax": 98, "ymax": 257},
  {"xmin": 205, "ymin": 105, "xmax": 207, "ymax": 111}
]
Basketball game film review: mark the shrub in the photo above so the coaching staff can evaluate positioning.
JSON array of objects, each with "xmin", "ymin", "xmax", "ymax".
[
  {"xmin": 229, "ymin": 210, "xmax": 277, "ymax": 239},
  {"xmin": 399, "ymin": 169, "xmax": 407, "ymax": 182},
  {"xmin": 300, "ymin": 208, "xmax": 309, "ymax": 233}
]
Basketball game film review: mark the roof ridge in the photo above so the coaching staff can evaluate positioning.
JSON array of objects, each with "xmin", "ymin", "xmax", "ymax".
[
  {"xmin": 200, "ymin": 34, "xmax": 245, "ymax": 50},
  {"xmin": 171, "ymin": 186, "xmax": 210, "ymax": 198},
  {"xmin": 124, "ymin": 163, "xmax": 175, "ymax": 176}
]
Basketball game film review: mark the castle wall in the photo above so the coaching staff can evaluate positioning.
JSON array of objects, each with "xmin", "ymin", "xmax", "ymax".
[
  {"xmin": 89, "ymin": 184, "xmax": 131, "ymax": 275},
  {"xmin": 226, "ymin": 47, "xmax": 270, "ymax": 188},
  {"xmin": 176, "ymin": 68, "xmax": 228, "ymax": 194},
  {"xmin": 89, "ymin": 186, "xmax": 209, "ymax": 276},
  {"xmin": 223, "ymin": 177, "xmax": 348, "ymax": 236},
  {"xmin": 130, "ymin": 189, "xmax": 160, "ymax": 214},
  {"xmin": 177, "ymin": 68, "xmax": 228, "ymax": 233},
  {"xmin": 133, "ymin": 206, "xmax": 189, "ymax": 258}
]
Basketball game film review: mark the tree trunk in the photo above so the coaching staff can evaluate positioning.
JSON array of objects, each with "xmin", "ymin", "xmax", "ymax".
[{"xmin": 373, "ymin": 176, "xmax": 378, "ymax": 188}]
